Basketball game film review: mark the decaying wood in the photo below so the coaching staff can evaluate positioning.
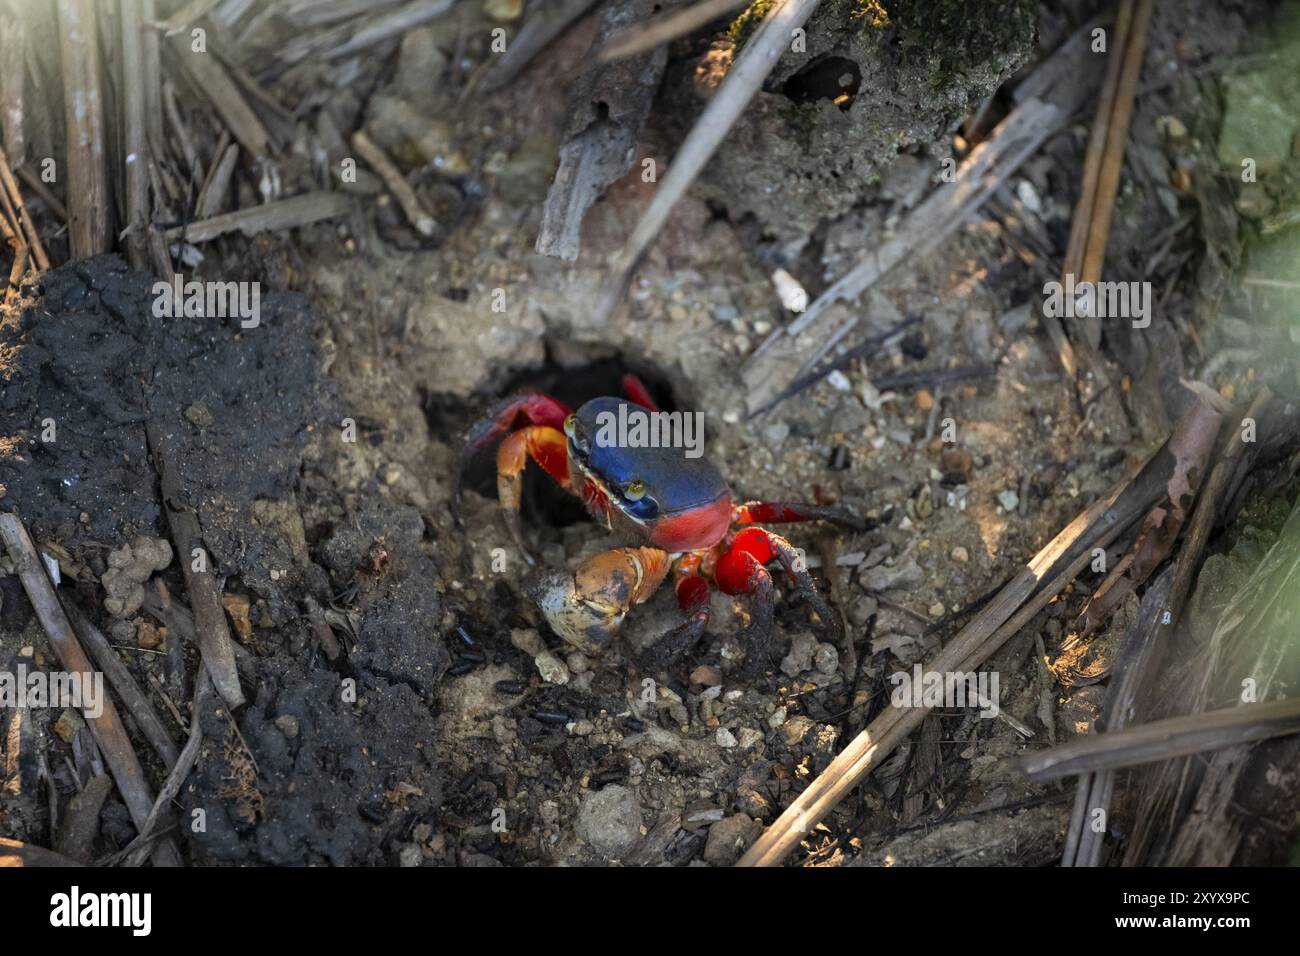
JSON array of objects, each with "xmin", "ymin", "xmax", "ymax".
[
  {"xmin": 164, "ymin": 190, "xmax": 353, "ymax": 242},
  {"xmin": 738, "ymin": 396, "xmax": 1220, "ymax": 866},
  {"xmin": 0, "ymin": 513, "xmax": 182, "ymax": 867},
  {"xmin": 57, "ymin": 0, "xmax": 111, "ymax": 257},
  {"xmin": 1073, "ymin": 382, "xmax": 1227, "ymax": 638},
  {"xmin": 1021, "ymin": 697, "xmax": 1300, "ymax": 780},
  {"xmin": 536, "ymin": 0, "xmax": 669, "ymax": 262},
  {"xmin": 64, "ymin": 600, "xmax": 181, "ymax": 771},
  {"xmin": 741, "ymin": 21, "xmax": 1103, "ymax": 416},
  {"xmin": 146, "ymin": 423, "xmax": 246, "ymax": 710},
  {"xmin": 483, "ymin": 0, "xmax": 602, "ymax": 92},
  {"xmin": 195, "ymin": 136, "xmax": 237, "ymax": 220},
  {"xmin": 352, "ymin": 129, "xmax": 435, "ymax": 236},
  {"xmin": 589, "ymin": 0, "xmax": 822, "ymax": 314}
]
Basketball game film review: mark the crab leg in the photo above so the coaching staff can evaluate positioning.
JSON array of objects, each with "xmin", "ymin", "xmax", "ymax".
[
  {"xmin": 453, "ymin": 392, "xmax": 572, "ymax": 511},
  {"xmin": 495, "ymin": 425, "xmax": 572, "ymax": 560},
  {"xmin": 716, "ymin": 527, "xmax": 841, "ymax": 676},
  {"xmin": 733, "ymin": 501, "xmax": 866, "ymax": 532},
  {"xmin": 638, "ymin": 553, "xmax": 713, "ymax": 671}
]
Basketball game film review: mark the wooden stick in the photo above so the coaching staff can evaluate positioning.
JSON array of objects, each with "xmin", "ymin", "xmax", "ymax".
[
  {"xmin": 146, "ymin": 423, "xmax": 246, "ymax": 710},
  {"xmin": 57, "ymin": 0, "xmax": 111, "ymax": 257},
  {"xmin": 590, "ymin": 0, "xmax": 822, "ymax": 325},
  {"xmin": 351, "ymin": 129, "xmax": 435, "ymax": 236},
  {"xmin": 1020, "ymin": 697, "xmax": 1300, "ymax": 780},
  {"xmin": 0, "ymin": 513, "xmax": 182, "ymax": 867},
  {"xmin": 163, "ymin": 190, "xmax": 353, "ymax": 243},
  {"xmin": 64, "ymin": 600, "xmax": 181, "ymax": 770}
]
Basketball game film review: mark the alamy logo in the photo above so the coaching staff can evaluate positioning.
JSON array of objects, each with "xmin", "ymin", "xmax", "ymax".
[
  {"xmin": 593, "ymin": 402, "xmax": 706, "ymax": 460},
  {"xmin": 50, "ymin": 886, "xmax": 151, "ymax": 936},
  {"xmin": 1042, "ymin": 273, "xmax": 1151, "ymax": 329},
  {"xmin": 151, "ymin": 274, "xmax": 261, "ymax": 329},
  {"xmin": 0, "ymin": 665, "xmax": 104, "ymax": 718},
  {"xmin": 890, "ymin": 664, "xmax": 1000, "ymax": 718}
]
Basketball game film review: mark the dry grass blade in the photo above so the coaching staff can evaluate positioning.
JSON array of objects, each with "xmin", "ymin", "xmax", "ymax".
[
  {"xmin": 0, "ymin": 0, "xmax": 26, "ymax": 161},
  {"xmin": 352, "ymin": 129, "xmax": 435, "ymax": 236},
  {"xmin": 590, "ymin": 0, "xmax": 823, "ymax": 324},
  {"xmin": 120, "ymin": 0, "xmax": 151, "ymax": 269},
  {"xmin": 594, "ymin": 0, "xmax": 750, "ymax": 63},
  {"xmin": 164, "ymin": 190, "xmax": 353, "ymax": 243},
  {"xmin": 482, "ymin": 0, "xmax": 602, "ymax": 92}
]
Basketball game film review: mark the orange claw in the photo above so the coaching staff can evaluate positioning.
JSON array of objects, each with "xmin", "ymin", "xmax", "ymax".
[{"xmin": 531, "ymin": 547, "xmax": 672, "ymax": 655}]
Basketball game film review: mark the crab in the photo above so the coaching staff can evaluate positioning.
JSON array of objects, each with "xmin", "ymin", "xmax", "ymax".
[{"xmin": 454, "ymin": 376, "xmax": 863, "ymax": 675}]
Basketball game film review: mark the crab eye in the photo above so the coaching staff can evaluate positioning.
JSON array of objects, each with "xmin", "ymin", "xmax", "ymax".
[
  {"xmin": 563, "ymin": 413, "xmax": 577, "ymax": 437},
  {"xmin": 624, "ymin": 479, "xmax": 646, "ymax": 501}
]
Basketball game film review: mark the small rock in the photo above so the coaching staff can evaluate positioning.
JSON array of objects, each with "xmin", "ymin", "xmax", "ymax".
[
  {"xmin": 951, "ymin": 546, "xmax": 969, "ymax": 563},
  {"xmin": 534, "ymin": 650, "xmax": 570, "ymax": 685},
  {"xmin": 859, "ymin": 557, "xmax": 923, "ymax": 593},
  {"xmin": 997, "ymin": 489, "xmax": 1020, "ymax": 512},
  {"xmin": 736, "ymin": 727, "xmax": 765, "ymax": 750},
  {"xmin": 767, "ymin": 707, "xmax": 787, "ymax": 729},
  {"xmin": 576, "ymin": 785, "xmax": 643, "ymax": 859},
  {"xmin": 703, "ymin": 814, "xmax": 762, "ymax": 866},
  {"xmin": 812, "ymin": 643, "xmax": 839, "ymax": 676},
  {"xmin": 566, "ymin": 651, "xmax": 590, "ymax": 675},
  {"xmin": 690, "ymin": 664, "xmax": 723, "ymax": 687},
  {"xmin": 184, "ymin": 401, "xmax": 214, "ymax": 428},
  {"xmin": 827, "ymin": 370, "xmax": 852, "ymax": 392},
  {"xmin": 510, "ymin": 628, "xmax": 545, "ymax": 656},
  {"xmin": 780, "ymin": 632, "xmax": 818, "ymax": 677},
  {"xmin": 762, "ymin": 422, "xmax": 790, "ymax": 449},
  {"xmin": 274, "ymin": 714, "xmax": 300, "ymax": 738},
  {"xmin": 398, "ymin": 844, "xmax": 423, "ymax": 867},
  {"xmin": 848, "ymin": 595, "xmax": 877, "ymax": 626},
  {"xmin": 716, "ymin": 727, "xmax": 738, "ymax": 748}
]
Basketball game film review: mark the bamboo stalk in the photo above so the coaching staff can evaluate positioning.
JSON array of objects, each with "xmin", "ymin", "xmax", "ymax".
[{"xmin": 57, "ymin": 0, "xmax": 111, "ymax": 257}]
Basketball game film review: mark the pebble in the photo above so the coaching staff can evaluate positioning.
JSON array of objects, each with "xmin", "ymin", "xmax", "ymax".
[
  {"xmin": 997, "ymin": 489, "xmax": 1020, "ymax": 512},
  {"xmin": 768, "ymin": 707, "xmax": 787, "ymax": 729},
  {"xmin": 827, "ymin": 370, "xmax": 852, "ymax": 392},
  {"xmin": 566, "ymin": 651, "xmax": 590, "ymax": 675},
  {"xmin": 848, "ymin": 595, "xmax": 877, "ymax": 626},
  {"xmin": 780, "ymin": 632, "xmax": 818, "ymax": 677},
  {"xmin": 576, "ymin": 785, "xmax": 643, "ymax": 858},
  {"xmin": 763, "ymin": 422, "xmax": 790, "ymax": 449},
  {"xmin": 690, "ymin": 664, "xmax": 723, "ymax": 687},
  {"xmin": 703, "ymin": 814, "xmax": 762, "ymax": 866},
  {"xmin": 534, "ymin": 650, "xmax": 570, "ymax": 685},
  {"xmin": 274, "ymin": 715, "xmax": 300, "ymax": 738},
  {"xmin": 951, "ymin": 546, "xmax": 969, "ymax": 563},
  {"xmin": 716, "ymin": 727, "xmax": 738, "ymax": 748},
  {"xmin": 813, "ymin": 643, "xmax": 839, "ymax": 676},
  {"xmin": 510, "ymin": 628, "xmax": 545, "ymax": 657},
  {"xmin": 736, "ymin": 727, "xmax": 765, "ymax": 750},
  {"xmin": 399, "ymin": 844, "xmax": 423, "ymax": 867}
]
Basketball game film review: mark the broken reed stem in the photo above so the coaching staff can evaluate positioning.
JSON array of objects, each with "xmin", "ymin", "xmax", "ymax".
[
  {"xmin": 163, "ymin": 191, "xmax": 353, "ymax": 243},
  {"xmin": 592, "ymin": 0, "xmax": 822, "ymax": 325},
  {"xmin": 1021, "ymin": 697, "xmax": 1300, "ymax": 779},
  {"xmin": 351, "ymin": 129, "xmax": 435, "ymax": 236},
  {"xmin": 57, "ymin": 0, "xmax": 111, "ymax": 257},
  {"xmin": 120, "ymin": 0, "xmax": 151, "ymax": 269},
  {"xmin": 0, "ymin": 145, "xmax": 52, "ymax": 270},
  {"xmin": 0, "ymin": 513, "xmax": 182, "ymax": 867},
  {"xmin": 146, "ymin": 423, "xmax": 247, "ymax": 710},
  {"xmin": 64, "ymin": 600, "xmax": 181, "ymax": 771}
]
